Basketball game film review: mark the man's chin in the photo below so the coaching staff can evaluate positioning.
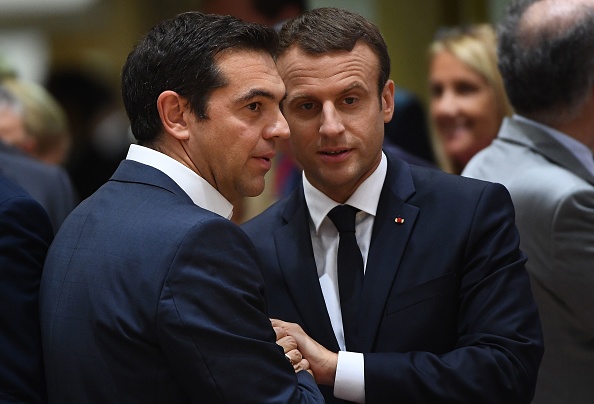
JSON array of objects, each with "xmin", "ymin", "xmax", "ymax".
[{"xmin": 241, "ymin": 180, "xmax": 266, "ymax": 198}]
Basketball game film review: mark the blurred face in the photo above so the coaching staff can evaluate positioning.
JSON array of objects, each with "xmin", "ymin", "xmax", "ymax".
[
  {"xmin": 429, "ymin": 50, "xmax": 501, "ymax": 171},
  {"xmin": 187, "ymin": 50, "xmax": 289, "ymax": 203},
  {"xmin": 0, "ymin": 106, "xmax": 30, "ymax": 150},
  {"xmin": 277, "ymin": 43, "xmax": 394, "ymax": 203}
]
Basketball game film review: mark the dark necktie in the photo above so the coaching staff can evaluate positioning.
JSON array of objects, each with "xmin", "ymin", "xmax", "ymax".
[{"xmin": 327, "ymin": 205, "xmax": 364, "ymax": 350}]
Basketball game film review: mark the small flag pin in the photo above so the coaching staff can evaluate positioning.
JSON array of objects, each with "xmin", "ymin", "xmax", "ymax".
[{"xmin": 394, "ymin": 217, "xmax": 405, "ymax": 224}]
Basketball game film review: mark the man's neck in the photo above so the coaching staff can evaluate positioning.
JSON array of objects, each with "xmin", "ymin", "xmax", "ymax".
[{"xmin": 551, "ymin": 95, "xmax": 594, "ymax": 153}]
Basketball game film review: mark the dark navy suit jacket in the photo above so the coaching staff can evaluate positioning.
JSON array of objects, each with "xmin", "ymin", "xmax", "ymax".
[
  {"xmin": 242, "ymin": 149, "xmax": 544, "ymax": 403},
  {"xmin": 0, "ymin": 174, "xmax": 53, "ymax": 403},
  {"xmin": 0, "ymin": 142, "xmax": 77, "ymax": 233},
  {"xmin": 40, "ymin": 160, "xmax": 323, "ymax": 403}
]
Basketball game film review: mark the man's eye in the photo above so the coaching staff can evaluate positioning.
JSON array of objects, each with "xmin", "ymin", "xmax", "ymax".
[
  {"xmin": 300, "ymin": 103, "xmax": 314, "ymax": 110},
  {"xmin": 247, "ymin": 102, "xmax": 260, "ymax": 111},
  {"xmin": 344, "ymin": 97, "xmax": 357, "ymax": 105}
]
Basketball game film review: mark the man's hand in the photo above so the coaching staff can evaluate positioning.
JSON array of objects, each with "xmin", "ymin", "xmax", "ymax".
[
  {"xmin": 273, "ymin": 321, "xmax": 312, "ymax": 375},
  {"xmin": 272, "ymin": 318, "xmax": 338, "ymax": 386}
]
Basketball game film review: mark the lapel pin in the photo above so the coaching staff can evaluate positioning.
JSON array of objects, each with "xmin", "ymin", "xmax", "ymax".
[{"xmin": 394, "ymin": 217, "xmax": 405, "ymax": 224}]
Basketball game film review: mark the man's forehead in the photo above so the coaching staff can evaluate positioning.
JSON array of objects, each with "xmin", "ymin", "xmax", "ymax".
[
  {"xmin": 278, "ymin": 47, "xmax": 379, "ymax": 94},
  {"xmin": 277, "ymin": 43, "xmax": 379, "ymax": 73},
  {"xmin": 278, "ymin": 41, "xmax": 376, "ymax": 59}
]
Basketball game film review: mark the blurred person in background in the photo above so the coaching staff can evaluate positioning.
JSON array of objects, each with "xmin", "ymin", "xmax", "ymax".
[
  {"xmin": 0, "ymin": 85, "xmax": 77, "ymax": 232},
  {"xmin": 0, "ymin": 78, "xmax": 71, "ymax": 166},
  {"xmin": 428, "ymin": 24, "xmax": 513, "ymax": 174},
  {"xmin": 463, "ymin": 0, "xmax": 594, "ymax": 402}
]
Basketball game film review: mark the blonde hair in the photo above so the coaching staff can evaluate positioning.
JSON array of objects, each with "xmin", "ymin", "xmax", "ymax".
[
  {"xmin": 428, "ymin": 24, "xmax": 512, "ymax": 173},
  {"xmin": 2, "ymin": 79, "xmax": 70, "ymax": 165}
]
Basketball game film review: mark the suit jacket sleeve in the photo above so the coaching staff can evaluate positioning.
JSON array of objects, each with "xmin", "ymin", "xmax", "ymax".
[
  {"xmin": 0, "ymin": 190, "xmax": 53, "ymax": 403},
  {"xmin": 365, "ymin": 182, "xmax": 543, "ymax": 403},
  {"xmin": 548, "ymin": 188, "xmax": 594, "ymax": 332},
  {"xmin": 156, "ymin": 217, "xmax": 323, "ymax": 403}
]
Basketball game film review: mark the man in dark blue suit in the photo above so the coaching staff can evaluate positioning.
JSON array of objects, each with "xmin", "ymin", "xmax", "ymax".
[
  {"xmin": 39, "ymin": 12, "xmax": 323, "ymax": 403},
  {"xmin": 242, "ymin": 8, "xmax": 543, "ymax": 403},
  {"xmin": 0, "ymin": 173, "xmax": 53, "ymax": 403}
]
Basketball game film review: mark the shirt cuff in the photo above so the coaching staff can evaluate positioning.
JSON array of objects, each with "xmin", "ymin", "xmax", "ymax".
[{"xmin": 333, "ymin": 351, "xmax": 365, "ymax": 403}]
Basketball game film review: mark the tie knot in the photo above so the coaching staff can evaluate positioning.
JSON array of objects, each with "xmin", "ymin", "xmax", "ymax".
[{"xmin": 328, "ymin": 205, "xmax": 358, "ymax": 233}]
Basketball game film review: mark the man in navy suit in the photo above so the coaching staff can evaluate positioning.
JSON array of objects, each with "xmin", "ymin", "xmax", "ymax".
[
  {"xmin": 39, "ymin": 12, "xmax": 323, "ymax": 403},
  {"xmin": 0, "ymin": 173, "xmax": 53, "ymax": 403},
  {"xmin": 242, "ymin": 8, "xmax": 543, "ymax": 403}
]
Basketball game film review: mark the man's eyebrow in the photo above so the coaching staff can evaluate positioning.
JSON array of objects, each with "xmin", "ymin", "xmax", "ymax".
[
  {"xmin": 285, "ymin": 92, "xmax": 309, "ymax": 104},
  {"xmin": 234, "ymin": 89, "xmax": 276, "ymax": 104},
  {"xmin": 341, "ymin": 82, "xmax": 363, "ymax": 95},
  {"xmin": 286, "ymin": 82, "xmax": 364, "ymax": 104}
]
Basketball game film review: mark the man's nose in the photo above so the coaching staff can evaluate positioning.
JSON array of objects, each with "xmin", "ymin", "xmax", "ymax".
[{"xmin": 319, "ymin": 102, "xmax": 344, "ymax": 136}]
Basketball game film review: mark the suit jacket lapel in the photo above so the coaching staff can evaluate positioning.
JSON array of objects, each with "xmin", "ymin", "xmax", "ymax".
[
  {"xmin": 500, "ymin": 118, "xmax": 594, "ymax": 186},
  {"xmin": 357, "ymin": 152, "xmax": 419, "ymax": 353},
  {"xmin": 275, "ymin": 188, "xmax": 340, "ymax": 352}
]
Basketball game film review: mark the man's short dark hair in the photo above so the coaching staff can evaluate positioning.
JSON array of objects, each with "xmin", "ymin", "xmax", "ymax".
[
  {"xmin": 277, "ymin": 7, "xmax": 390, "ymax": 103},
  {"xmin": 121, "ymin": 11, "xmax": 279, "ymax": 145},
  {"xmin": 498, "ymin": 0, "xmax": 594, "ymax": 124}
]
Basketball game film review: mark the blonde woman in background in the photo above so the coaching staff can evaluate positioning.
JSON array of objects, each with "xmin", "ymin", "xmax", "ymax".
[
  {"xmin": 428, "ymin": 24, "xmax": 512, "ymax": 174},
  {"xmin": 0, "ymin": 79, "xmax": 70, "ymax": 165}
]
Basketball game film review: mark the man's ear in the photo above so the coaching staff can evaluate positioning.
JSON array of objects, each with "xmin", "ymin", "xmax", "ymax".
[
  {"xmin": 382, "ymin": 79, "xmax": 395, "ymax": 123},
  {"xmin": 157, "ymin": 90, "xmax": 191, "ymax": 141}
]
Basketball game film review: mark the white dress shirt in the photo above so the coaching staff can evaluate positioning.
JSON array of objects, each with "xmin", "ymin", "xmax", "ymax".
[
  {"xmin": 303, "ymin": 151, "xmax": 388, "ymax": 404},
  {"xmin": 126, "ymin": 144, "xmax": 234, "ymax": 219},
  {"xmin": 513, "ymin": 114, "xmax": 594, "ymax": 176}
]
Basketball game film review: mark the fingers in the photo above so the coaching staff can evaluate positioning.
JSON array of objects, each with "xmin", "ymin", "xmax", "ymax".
[
  {"xmin": 275, "ymin": 333, "xmax": 298, "ymax": 353},
  {"xmin": 271, "ymin": 318, "xmax": 339, "ymax": 386},
  {"xmin": 285, "ymin": 350, "xmax": 311, "ymax": 374},
  {"xmin": 271, "ymin": 318, "xmax": 283, "ymax": 328},
  {"xmin": 272, "ymin": 324, "xmax": 288, "ymax": 341},
  {"xmin": 294, "ymin": 358, "xmax": 310, "ymax": 374},
  {"xmin": 273, "ymin": 319, "xmax": 302, "ymax": 373},
  {"xmin": 284, "ymin": 348, "xmax": 302, "ymax": 365},
  {"xmin": 271, "ymin": 318, "xmax": 303, "ymax": 333},
  {"xmin": 272, "ymin": 319, "xmax": 308, "ymax": 348}
]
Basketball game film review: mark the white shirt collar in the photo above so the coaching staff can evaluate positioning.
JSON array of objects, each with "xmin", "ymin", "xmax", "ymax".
[
  {"xmin": 126, "ymin": 144, "xmax": 234, "ymax": 219},
  {"xmin": 513, "ymin": 114, "xmax": 594, "ymax": 175},
  {"xmin": 304, "ymin": 151, "xmax": 387, "ymax": 233}
]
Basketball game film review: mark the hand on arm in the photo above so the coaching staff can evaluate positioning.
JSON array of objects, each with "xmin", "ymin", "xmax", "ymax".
[
  {"xmin": 272, "ymin": 319, "xmax": 338, "ymax": 386},
  {"xmin": 160, "ymin": 219, "xmax": 325, "ymax": 402},
  {"xmin": 273, "ymin": 322, "xmax": 311, "ymax": 374}
]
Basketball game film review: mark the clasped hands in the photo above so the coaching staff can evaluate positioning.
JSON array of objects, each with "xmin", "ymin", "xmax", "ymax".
[{"xmin": 272, "ymin": 318, "xmax": 338, "ymax": 385}]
